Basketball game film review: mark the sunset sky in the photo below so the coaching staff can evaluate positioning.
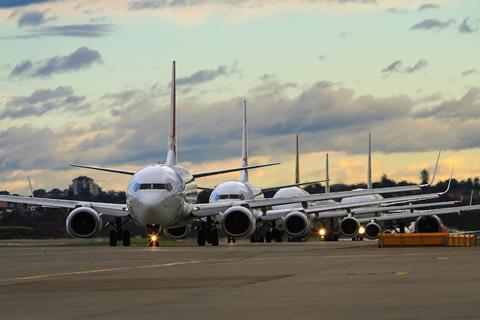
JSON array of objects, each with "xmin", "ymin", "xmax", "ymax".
[{"xmin": 0, "ymin": 0, "xmax": 479, "ymax": 194}]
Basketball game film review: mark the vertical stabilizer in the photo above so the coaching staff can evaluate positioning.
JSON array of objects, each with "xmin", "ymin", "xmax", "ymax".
[
  {"xmin": 325, "ymin": 153, "xmax": 330, "ymax": 193},
  {"xmin": 367, "ymin": 133, "xmax": 372, "ymax": 190},
  {"xmin": 240, "ymin": 100, "xmax": 249, "ymax": 183},
  {"xmin": 295, "ymin": 133, "xmax": 300, "ymax": 184},
  {"xmin": 27, "ymin": 176, "xmax": 33, "ymax": 197},
  {"xmin": 166, "ymin": 61, "xmax": 177, "ymax": 166}
]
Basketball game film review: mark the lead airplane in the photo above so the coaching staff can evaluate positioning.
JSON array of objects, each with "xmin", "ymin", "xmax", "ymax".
[{"xmin": 0, "ymin": 61, "xmax": 434, "ymax": 247}]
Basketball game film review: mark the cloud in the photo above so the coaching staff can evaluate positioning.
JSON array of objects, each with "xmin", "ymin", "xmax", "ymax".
[
  {"xmin": 0, "ymin": 0, "xmax": 54, "ymax": 8},
  {"xmin": 10, "ymin": 47, "xmax": 102, "ymax": 78},
  {"xmin": 415, "ymin": 87, "xmax": 480, "ymax": 120},
  {"xmin": 409, "ymin": 19, "xmax": 455, "ymax": 31},
  {"xmin": 15, "ymin": 10, "xmax": 55, "ymax": 27},
  {"xmin": 11, "ymin": 24, "xmax": 113, "ymax": 38},
  {"xmin": 176, "ymin": 62, "xmax": 240, "ymax": 86},
  {"xmin": 382, "ymin": 59, "xmax": 427, "ymax": 74},
  {"xmin": 417, "ymin": 3, "xmax": 440, "ymax": 11},
  {"xmin": 405, "ymin": 59, "xmax": 428, "ymax": 73},
  {"xmin": 382, "ymin": 60, "xmax": 402, "ymax": 73},
  {"xmin": 129, "ymin": 0, "xmax": 378, "ymax": 10},
  {"xmin": 462, "ymin": 69, "xmax": 478, "ymax": 77},
  {"xmin": 3, "ymin": 78, "xmax": 480, "ymax": 193},
  {"xmin": 459, "ymin": 18, "xmax": 479, "ymax": 34},
  {"xmin": 1, "ymin": 86, "xmax": 90, "ymax": 119}
]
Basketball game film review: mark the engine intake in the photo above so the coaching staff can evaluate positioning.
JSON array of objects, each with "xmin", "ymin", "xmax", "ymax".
[
  {"xmin": 365, "ymin": 222, "xmax": 382, "ymax": 240},
  {"xmin": 415, "ymin": 215, "xmax": 443, "ymax": 233},
  {"xmin": 283, "ymin": 212, "xmax": 310, "ymax": 237},
  {"xmin": 163, "ymin": 225, "xmax": 192, "ymax": 239},
  {"xmin": 66, "ymin": 207, "xmax": 102, "ymax": 238},
  {"xmin": 340, "ymin": 216, "xmax": 360, "ymax": 238},
  {"xmin": 221, "ymin": 206, "xmax": 255, "ymax": 238}
]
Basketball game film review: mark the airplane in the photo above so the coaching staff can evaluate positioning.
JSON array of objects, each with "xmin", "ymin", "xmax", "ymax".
[
  {"xmin": 257, "ymin": 136, "xmax": 458, "ymax": 242},
  {"xmin": 0, "ymin": 61, "xmax": 437, "ymax": 247},
  {"xmin": 201, "ymin": 102, "xmax": 327, "ymax": 245}
]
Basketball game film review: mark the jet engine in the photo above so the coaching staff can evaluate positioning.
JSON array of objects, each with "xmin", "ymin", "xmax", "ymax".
[
  {"xmin": 66, "ymin": 207, "xmax": 102, "ymax": 238},
  {"xmin": 221, "ymin": 206, "xmax": 255, "ymax": 238},
  {"xmin": 283, "ymin": 212, "xmax": 310, "ymax": 237},
  {"xmin": 163, "ymin": 225, "xmax": 192, "ymax": 239},
  {"xmin": 365, "ymin": 222, "xmax": 382, "ymax": 240},
  {"xmin": 339, "ymin": 216, "xmax": 360, "ymax": 238},
  {"xmin": 415, "ymin": 215, "xmax": 443, "ymax": 233}
]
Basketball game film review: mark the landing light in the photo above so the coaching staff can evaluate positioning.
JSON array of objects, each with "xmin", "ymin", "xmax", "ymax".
[
  {"xmin": 318, "ymin": 228, "xmax": 327, "ymax": 237},
  {"xmin": 359, "ymin": 226, "xmax": 366, "ymax": 235},
  {"xmin": 150, "ymin": 234, "xmax": 158, "ymax": 242}
]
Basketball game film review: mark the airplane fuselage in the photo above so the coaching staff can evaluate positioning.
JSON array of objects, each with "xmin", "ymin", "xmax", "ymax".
[{"xmin": 126, "ymin": 164, "xmax": 197, "ymax": 227}]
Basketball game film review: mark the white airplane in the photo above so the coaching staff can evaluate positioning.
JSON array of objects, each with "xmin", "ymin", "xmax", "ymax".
[
  {"xmin": 0, "ymin": 62, "xmax": 437, "ymax": 247},
  {"xmin": 203, "ymin": 102, "xmax": 327, "ymax": 245}
]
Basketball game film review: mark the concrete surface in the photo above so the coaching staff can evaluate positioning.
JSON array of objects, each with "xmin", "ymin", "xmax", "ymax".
[{"xmin": 0, "ymin": 240, "xmax": 479, "ymax": 320}]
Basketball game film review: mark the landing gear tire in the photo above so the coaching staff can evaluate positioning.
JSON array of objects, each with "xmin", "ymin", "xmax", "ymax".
[
  {"xmin": 109, "ymin": 230, "xmax": 118, "ymax": 247},
  {"xmin": 197, "ymin": 230, "xmax": 206, "ymax": 246},
  {"xmin": 250, "ymin": 236, "xmax": 256, "ymax": 243},
  {"xmin": 265, "ymin": 231, "xmax": 272, "ymax": 243},
  {"xmin": 122, "ymin": 230, "xmax": 131, "ymax": 247},
  {"xmin": 210, "ymin": 230, "xmax": 219, "ymax": 246}
]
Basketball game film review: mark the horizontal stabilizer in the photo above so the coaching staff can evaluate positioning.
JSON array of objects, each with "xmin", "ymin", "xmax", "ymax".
[
  {"xmin": 192, "ymin": 162, "xmax": 280, "ymax": 179},
  {"xmin": 70, "ymin": 164, "xmax": 135, "ymax": 175},
  {"xmin": 262, "ymin": 179, "xmax": 329, "ymax": 193}
]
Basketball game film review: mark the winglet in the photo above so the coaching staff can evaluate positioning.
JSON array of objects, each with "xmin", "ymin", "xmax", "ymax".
[
  {"xmin": 438, "ymin": 165, "xmax": 455, "ymax": 195},
  {"xmin": 420, "ymin": 150, "xmax": 441, "ymax": 187}
]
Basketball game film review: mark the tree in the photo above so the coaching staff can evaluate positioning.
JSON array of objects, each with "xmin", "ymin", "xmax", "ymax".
[{"xmin": 420, "ymin": 169, "xmax": 430, "ymax": 185}]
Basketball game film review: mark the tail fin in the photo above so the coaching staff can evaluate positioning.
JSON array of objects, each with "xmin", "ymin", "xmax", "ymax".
[
  {"xmin": 295, "ymin": 133, "xmax": 300, "ymax": 184},
  {"xmin": 240, "ymin": 100, "xmax": 249, "ymax": 183},
  {"xmin": 27, "ymin": 176, "xmax": 33, "ymax": 197},
  {"xmin": 367, "ymin": 133, "xmax": 372, "ymax": 190},
  {"xmin": 325, "ymin": 153, "xmax": 330, "ymax": 193},
  {"xmin": 166, "ymin": 60, "xmax": 177, "ymax": 166}
]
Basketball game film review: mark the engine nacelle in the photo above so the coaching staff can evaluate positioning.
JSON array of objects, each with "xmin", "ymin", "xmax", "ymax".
[
  {"xmin": 365, "ymin": 222, "xmax": 382, "ymax": 240},
  {"xmin": 163, "ymin": 225, "xmax": 192, "ymax": 240},
  {"xmin": 415, "ymin": 215, "xmax": 443, "ymax": 233},
  {"xmin": 221, "ymin": 206, "xmax": 255, "ymax": 238},
  {"xmin": 339, "ymin": 216, "xmax": 360, "ymax": 238},
  {"xmin": 66, "ymin": 207, "xmax": 102, "ymax": 238},
  {"xmin": 283, "ymin": 212, "xmax": 310, "ymax": 237}
]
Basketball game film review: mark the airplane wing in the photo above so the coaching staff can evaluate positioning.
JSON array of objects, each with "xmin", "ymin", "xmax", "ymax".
[
  {"xmin": 192, "ymin": 162, "xmax": 280, "ymax": 178},
  {"xmin": 0, "ymin": 195, "xmax": 128, "ymax": 217},
  {"xmin": 356, "ymin": 204, "xmax": 480, "ymax": 224},
  {"xmin": 247, "ymin": 185, "xmax": 421, "ymax": 209},
  {"xmin": 191, "ymin": 185, "xmax": 422, "ymax": 218},
  {"xmin": 70, "ymin": 164, "xmax": 136, "ymax": 175},
  {"xmin": 351, "ymin": 201, "xmax": 459, "ymax": 215}
]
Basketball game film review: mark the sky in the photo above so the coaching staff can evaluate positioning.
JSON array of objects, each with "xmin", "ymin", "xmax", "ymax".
[{"xmin": 0, "ymin": 0, "xmax": 479, "ymax": 194}]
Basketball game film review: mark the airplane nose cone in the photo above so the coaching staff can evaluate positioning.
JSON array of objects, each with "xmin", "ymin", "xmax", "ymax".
[{"xmin": 135, "ymin": 194, "xmax": 183, "ymax": 227}]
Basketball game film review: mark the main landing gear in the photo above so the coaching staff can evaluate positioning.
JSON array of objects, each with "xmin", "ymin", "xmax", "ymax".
[
  {"xmin": 197, "ymin": 218, "xmax": 219, "ymax": 246},
  {"xmin": 109, "ymin": 217, "xmax": 131, "ymax": 247}
]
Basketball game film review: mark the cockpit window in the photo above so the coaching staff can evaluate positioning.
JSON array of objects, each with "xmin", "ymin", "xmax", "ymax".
[
  {"xmin": 135, "ymin": 183, "xmax": 172, "ymax": 191},
  {"xmin": 218, "ymin": 194, "xmax": 244, "ymax": 200}
]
